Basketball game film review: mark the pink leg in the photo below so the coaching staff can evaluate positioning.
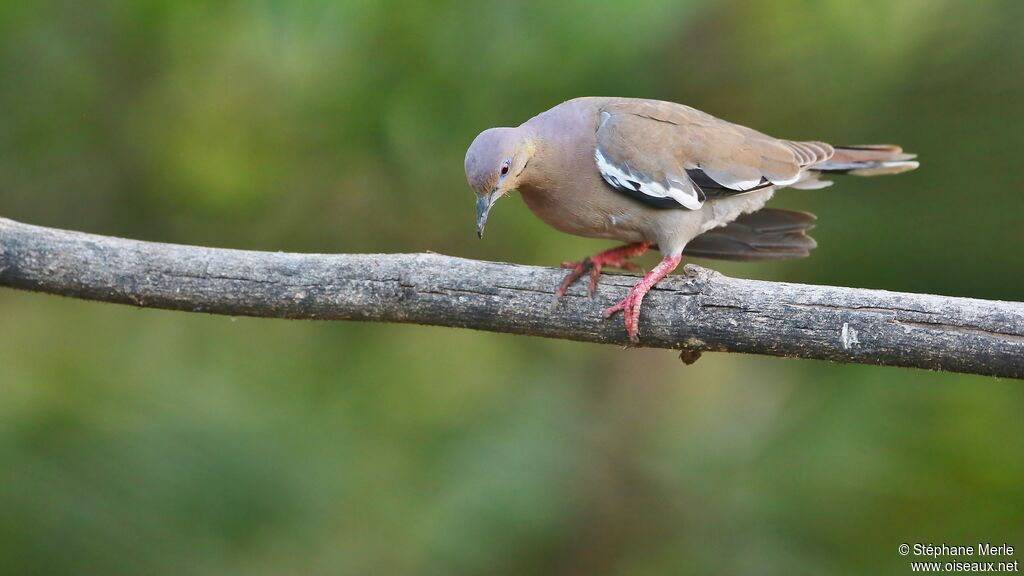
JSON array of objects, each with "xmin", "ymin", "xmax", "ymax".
[
  {"xmin": 555, "ymin": 242, "xmax": 651, "ymax": 298},
  {"xmin": 603, "ymin": 254, "xmax": 682, "ymax": 343}
]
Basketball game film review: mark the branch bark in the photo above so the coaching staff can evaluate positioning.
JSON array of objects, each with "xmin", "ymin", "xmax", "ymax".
[{"xmin": 1, "ymin": 217, "xmax": 1021, "ymax": 378}]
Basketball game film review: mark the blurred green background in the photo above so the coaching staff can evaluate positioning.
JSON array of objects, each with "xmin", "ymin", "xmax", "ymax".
[{"xmin": 1, "ymin": 1, "xmax": 1022, "ymax": 574}]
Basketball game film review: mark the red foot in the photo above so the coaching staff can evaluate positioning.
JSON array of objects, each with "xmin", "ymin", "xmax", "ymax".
[
  {"xmin": 603, "ymin": 255, "xmax": 682, "ymax": 343},
  {"xmin": 555, "ymin": 242, "xmax": 650, "ymax": 299}
]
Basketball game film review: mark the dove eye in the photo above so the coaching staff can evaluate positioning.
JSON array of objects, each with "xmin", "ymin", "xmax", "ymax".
[{"xmin": 499, "ymin": 160, "xmax": 510, "ymax": 176}]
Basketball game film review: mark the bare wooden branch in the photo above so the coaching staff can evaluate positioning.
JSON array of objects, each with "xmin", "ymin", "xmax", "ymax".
[{"xmin": 1, "ymin": 216, "xmax": 1021, "ymax": 378}]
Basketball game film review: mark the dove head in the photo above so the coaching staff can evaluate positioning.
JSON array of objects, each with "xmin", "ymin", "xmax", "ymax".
[{"xmin": 465, "ymin": 126, "xmax": 536, "ymax": 238}]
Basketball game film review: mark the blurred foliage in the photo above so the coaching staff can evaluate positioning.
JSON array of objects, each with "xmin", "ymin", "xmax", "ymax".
[{"xmin": 1, "ymin": 1, "xmax": 1023, "ymax": 574}]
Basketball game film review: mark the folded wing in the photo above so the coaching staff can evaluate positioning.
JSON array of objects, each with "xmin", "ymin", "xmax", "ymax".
[{"xmin": 594, "ymin": 99, "xmax": 833, "ymax": 210}]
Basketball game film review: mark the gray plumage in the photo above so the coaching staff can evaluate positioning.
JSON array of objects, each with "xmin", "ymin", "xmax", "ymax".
[
  {"xmin": 465, "ymin": 97, "xmax": 916, "ymax": 258},
  {"xmin": 465, "ymin": 97, "xmax": 918, "ymax": 341},
  {"xmin": 682, "ymin": 209, "xmax": 817, "ymax": 261}
]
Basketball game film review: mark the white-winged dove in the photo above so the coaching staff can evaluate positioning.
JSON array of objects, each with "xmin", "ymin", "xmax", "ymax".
[{"xmin": 465, "ymin": 97, "xmax": 918, "ymax": 342}]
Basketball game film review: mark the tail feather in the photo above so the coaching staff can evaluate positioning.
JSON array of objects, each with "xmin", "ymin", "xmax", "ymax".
[
  {"xmin": 684, "ymin": 208, "xmax": 817, "ymax": 262},
  {"xmin": 687, "ymin": 144, "xmax": 918, "ymax": 262},
  {"xmin": 814, "ymin": 144, "xmax": 919, "ymax": 176}
]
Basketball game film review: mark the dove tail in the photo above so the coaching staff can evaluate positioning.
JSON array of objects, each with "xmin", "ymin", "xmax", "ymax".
[
  {"xmin": 813, "ymin": 144, "xmax": 919, "ymax": 176},
  {"xmin": 684, "ymin": 209, "xmax": 817, "ymax": 261}
]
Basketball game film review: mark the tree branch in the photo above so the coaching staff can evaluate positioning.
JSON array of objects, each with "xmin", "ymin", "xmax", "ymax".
[{"xmin": 1, "ymin": 216, "xmax": 1021, "ymax": 378}]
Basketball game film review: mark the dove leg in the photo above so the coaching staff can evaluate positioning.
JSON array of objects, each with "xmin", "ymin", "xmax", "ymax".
[
  {"xmin": 603, "ymin": 254, "xmax": 681, "ymax": 343},
  {"xmin": 555, "ymin": 242, "xmax": 651, "ymax": 298}
]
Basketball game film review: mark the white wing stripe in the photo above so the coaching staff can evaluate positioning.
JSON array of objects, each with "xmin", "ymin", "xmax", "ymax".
[
  {"xmin": 770, "ymin": 173, "xmax": 802, "ymax": 186},
  {"xmin": 595, "ymin": 149, "xmax": 704, "ymax": 210},
  {"xmin": 700, "ymin": 167, "xmax": 764, "ymax": 191}
]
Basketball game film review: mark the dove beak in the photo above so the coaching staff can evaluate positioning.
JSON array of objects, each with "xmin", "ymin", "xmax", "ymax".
[{"xmin": 476, "ymin": 190, "xmax": 495, "ymax": 239}]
